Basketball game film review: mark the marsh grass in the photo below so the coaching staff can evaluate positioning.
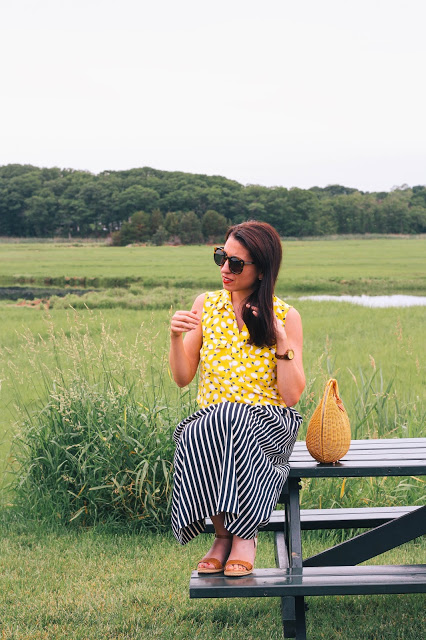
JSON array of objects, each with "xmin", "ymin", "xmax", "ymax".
[
  {"xmin": 5, "ymin": 313, "xmax": 198, "ymax": 529},
  {"xmin": 3, "ymin": 309, "xmax": 424, "ymax": 528},
  {"xmin": 47, "ymin": 286, "xmax": 200, "ymax": 311}
]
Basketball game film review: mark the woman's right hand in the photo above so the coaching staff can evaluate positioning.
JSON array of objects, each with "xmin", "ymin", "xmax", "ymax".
[
  {"xmin": 169, "ymin": 295, "xmax": 204, "ymax": 387},
  {"xmin": 170, "ymin": 309, "xmax": 200, "ymax": 338}
]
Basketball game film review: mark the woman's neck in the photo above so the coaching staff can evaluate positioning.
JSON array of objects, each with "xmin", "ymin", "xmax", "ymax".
[
  {"xmin": 230, "ymin": 289, "xmax": 253, "ymax": 307},
  {"xmin": 230, "ymin": 290, "xmax": 252, "ymax": 331}
]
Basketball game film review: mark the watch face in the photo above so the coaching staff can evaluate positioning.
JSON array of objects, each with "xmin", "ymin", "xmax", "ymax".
[{"xmin": 286, "ymin": 349, "xmax": 294, "ymax": 360}]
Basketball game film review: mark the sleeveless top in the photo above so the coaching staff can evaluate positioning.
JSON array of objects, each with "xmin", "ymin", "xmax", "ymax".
[{"xmin": 197, "ymin": 289, "xmax": 291, "ymax": 408}]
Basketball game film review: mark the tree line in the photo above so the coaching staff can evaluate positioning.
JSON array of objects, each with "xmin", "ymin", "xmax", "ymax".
[{"xmin": 0, "ymin": 164, "xmax": 425, "ymax": 243}]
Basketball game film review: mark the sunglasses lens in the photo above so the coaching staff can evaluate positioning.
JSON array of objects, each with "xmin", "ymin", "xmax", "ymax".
[
  {"xmin": 229, "ymin": 257, "xmax": 244, "ymax": 274},
  {"xmin": 214, "ymin": 248, "xmax": 226, "ymax": 267}
]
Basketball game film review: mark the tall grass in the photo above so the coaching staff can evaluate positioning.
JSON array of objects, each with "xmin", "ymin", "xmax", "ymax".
[
  {"xmin": 3, "ymin": 309, "xmax": 424, "ymax": 529},
  {"xmin": 5, "ymin": 313, "xmax": 197, "ymax": 530},
  {"xmin": 295, "ymin": 348, "xmax": 425, "ymax": 513}
]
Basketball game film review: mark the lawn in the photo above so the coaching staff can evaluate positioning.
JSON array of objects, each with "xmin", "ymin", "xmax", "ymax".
[{"xmin": 0, "ymin": 522, "xmax": 424, "ymax": 640}]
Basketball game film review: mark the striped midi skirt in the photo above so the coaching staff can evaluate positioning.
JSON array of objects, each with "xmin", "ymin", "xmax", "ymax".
[{"xmin": 171, "ymin": 401, "xmax": 302, "ymax": 544}]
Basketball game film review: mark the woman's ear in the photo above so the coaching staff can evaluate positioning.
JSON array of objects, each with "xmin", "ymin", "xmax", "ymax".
[{"xmin": 258, "ymin": 273, "xmax": 263, "ymax": 280}]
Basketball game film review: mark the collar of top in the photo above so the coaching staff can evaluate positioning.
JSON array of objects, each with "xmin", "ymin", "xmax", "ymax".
[{"xmin": 215, "ymin": 289, "xmax": 233, "ymax": 311}]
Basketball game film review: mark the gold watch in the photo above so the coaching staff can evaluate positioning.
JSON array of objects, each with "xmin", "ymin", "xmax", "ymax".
[{"xmin": 276, "ymin": 349, "xmax": 294, "ymax": 361}]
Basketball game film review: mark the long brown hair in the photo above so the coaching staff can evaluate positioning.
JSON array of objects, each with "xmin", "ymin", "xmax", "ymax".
[{"xmin": 225, "ymin": 220, "xmax": 282, "ymax": 347}]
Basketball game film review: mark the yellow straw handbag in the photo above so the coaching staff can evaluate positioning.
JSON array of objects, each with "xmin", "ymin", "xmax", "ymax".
[{"xmin": 306, "ymin": 378, "xmax": 351, "ymax": 463}]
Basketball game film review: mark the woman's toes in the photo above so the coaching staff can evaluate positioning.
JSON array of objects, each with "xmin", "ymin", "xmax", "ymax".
[{"xmin": 197, "ymin": 536, "xmax": 232, "ymax": 569}]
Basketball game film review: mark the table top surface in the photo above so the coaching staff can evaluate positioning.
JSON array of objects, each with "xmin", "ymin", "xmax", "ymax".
[{"xmin": 289, "ymin": 438, "xmax": 426, "ymax": 478}]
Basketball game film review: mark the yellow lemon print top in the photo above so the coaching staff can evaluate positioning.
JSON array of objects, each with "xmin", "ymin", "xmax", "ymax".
[{"xmin": 197, "ymin": 289, "xmax": 291, "ymax": 408}]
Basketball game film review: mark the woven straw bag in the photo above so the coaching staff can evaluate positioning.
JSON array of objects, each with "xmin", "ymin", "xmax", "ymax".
[{"xmin": 306, "ymin": 378, "xmax": 351, "ymax": 463}]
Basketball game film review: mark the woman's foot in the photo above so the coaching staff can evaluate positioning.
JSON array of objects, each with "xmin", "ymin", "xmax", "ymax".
[
  {"xmin": 197, "ymin": 534, "xmax": 233, "ymax": 573},
  {"xmin": 224, "ymin": 535, "xmax": 258, "ymax": 576}
]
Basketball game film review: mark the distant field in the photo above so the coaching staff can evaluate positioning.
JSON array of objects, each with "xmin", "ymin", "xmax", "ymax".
[{"xmin": 0, "ymin": 236, "xmax": 425, "ymax": 294}]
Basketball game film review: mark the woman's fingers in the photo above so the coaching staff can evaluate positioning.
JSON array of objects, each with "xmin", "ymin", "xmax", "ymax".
[
  {"xmin": 246, "ymin": 303, "xmax": 259, "ymax": 317},
  {"xmin": 246, "ymin": 304, "xmax": 288, "ymax": 340},
  {"xmin": 246, "ymin": 304, "xmax": 259, "ymax": 318},
  {"xmin": 171, "ymin": 309, "xmax": 200, "ymax": 335},
  {"xmin": 274, "ymin": 314, "xmax": 288, "ymax": 341}
]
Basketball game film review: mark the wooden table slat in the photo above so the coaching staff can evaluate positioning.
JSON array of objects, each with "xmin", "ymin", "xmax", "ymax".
[
  {"xmin": 289, "ymin": 452, "xmax": 425, "ymax": 461},
  {"xmin": 293, "ymin": 438, "xmax": 425, "ymax": 448}
]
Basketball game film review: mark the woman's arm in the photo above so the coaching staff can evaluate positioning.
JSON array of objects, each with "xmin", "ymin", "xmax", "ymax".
[
  {"xmin": 275, "ymin": 307, "xmax": 306, "ymax": 406},
  {"xmin": 169, "ymin": 293, "xmax": 204, "ymax": 387}
]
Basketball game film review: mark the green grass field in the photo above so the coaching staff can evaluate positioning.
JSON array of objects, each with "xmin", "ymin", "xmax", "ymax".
[{"xmin": 0, "ymin": 237, "xmax": 425, "ymax": 640}]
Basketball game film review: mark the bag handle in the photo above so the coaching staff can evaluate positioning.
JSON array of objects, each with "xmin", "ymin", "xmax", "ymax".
[{"xmin": 324, "ymin": 378, "xmax": 345, "ymax": 412}]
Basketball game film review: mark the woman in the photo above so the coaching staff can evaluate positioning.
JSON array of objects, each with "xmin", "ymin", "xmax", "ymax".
[{"xmin": 169, "ymin": 221, "xmax": 305, "ymax": 577}]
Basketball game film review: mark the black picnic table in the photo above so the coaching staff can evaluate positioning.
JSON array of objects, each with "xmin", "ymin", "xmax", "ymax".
[{"xmin": 190, "ymin": 437, "xmax": 426, "ymax": 639}]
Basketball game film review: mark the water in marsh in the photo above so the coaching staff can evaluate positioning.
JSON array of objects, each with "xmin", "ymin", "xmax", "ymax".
[{"xmin": 298, "ymin": 295, "xmax": 426, "ymax": 308}]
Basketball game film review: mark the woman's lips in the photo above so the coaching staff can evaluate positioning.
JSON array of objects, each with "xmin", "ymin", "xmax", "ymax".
[{"xmin": 222, "ymin": 276, "xmax": 233, "ymax": 284}]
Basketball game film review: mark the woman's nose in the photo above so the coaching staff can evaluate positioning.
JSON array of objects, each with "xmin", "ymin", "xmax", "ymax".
[{"xmin": 220, "ymin": 260, "xmax": 231, "ymax": 274}]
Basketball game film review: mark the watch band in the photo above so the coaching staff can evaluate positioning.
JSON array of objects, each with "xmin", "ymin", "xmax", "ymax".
[{"xmin": 276, "ymin": 349, "xmax": 294, "ymax": 360}]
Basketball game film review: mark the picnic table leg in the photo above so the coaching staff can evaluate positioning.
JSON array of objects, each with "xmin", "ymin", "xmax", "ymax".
[
  {"xmin": 275, "ymin": 529, "xmax": 298, "ymax": 638},
  {"xmin": 281, "ymin": 477, "xmax": 307, "ymax": 640}
]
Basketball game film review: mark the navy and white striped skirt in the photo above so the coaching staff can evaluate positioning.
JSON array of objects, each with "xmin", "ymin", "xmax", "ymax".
[{"xmin": 171, "ymin": 401, "xmax": 302, "ymax": 544}]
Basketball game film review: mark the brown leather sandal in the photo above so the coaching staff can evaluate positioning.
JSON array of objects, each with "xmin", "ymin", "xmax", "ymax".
[
  {"xmin": 197, "ymin": 534, "xmax": 233, "ymax": 574},
  {"xmin": 224, "ymin": 537, "xmax": 258, "ymax": 577}
]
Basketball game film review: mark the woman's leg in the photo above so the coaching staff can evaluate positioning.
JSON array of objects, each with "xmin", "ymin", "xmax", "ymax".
[{"xmin": 197, "ymin": 513, "xmax": 232, "ymax": 570}]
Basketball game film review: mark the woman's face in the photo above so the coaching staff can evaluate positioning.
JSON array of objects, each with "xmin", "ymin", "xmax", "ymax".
[{"xmin": 220, "ymin": 236, "xmax": 262, "ymax": 297}]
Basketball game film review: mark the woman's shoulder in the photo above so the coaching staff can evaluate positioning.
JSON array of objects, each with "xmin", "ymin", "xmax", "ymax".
[
  {"xmin": 273, "ymin": 295, "xmax": 292, "ymax": 317},
  {"xmin": 191, "ymin": 292, "xmax": 206, "ymax": 313}
]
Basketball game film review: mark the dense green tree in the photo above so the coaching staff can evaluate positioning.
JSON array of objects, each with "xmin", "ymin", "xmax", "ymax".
[
  {"xmin": 117, "ymin": 211, "xmax": 151, "ymax": 245},
  {"xmin": 151, "ymin": 225, "xmax": 168, "ymax": 245},
  {"xmin": 117, "ymin": 185, "xmax": 160, "ymax": 218},
  {"xmin": 0, "ymin": 164, "xmax": 424, "ymax": 239},
  {"xmin": 179, "ymin": 211, "xmax": 203, "ymax": 244},
  {"xmin": 285, "ymin": 189, "xmax": 321, "ymax": 236},
  {"xmin": 201, "ymin": 209, "xmax": 228, "ymax": 242},
  {"xmin": 382, "ymin": 190, "xmax": 412, "ymax": 234},
  {"xmin": 164, "ymin": 211, "xmax": 180, "ymax": 238},
  {"xmin": 150, "ymin": 209, "xmax": 164, "ymax": 235},
  {"xmin": 24, "ymin": 191, "xmax": 58, "ymax": 236}
]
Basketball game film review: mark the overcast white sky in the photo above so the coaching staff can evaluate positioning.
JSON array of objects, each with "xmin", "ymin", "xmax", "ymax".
[{"xmin": 1, "ymin": 0, "xmax": 425, "ymax": 191}]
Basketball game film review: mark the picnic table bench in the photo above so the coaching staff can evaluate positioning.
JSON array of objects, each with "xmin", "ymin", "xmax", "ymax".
[{"xmin": 190, "ymin": 438, "xmax": 426, "ymax": 639}]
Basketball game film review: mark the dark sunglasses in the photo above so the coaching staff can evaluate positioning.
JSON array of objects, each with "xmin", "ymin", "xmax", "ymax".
[{"xmin": 213, "ymin": 247, "xmax": 255, "ymax": 275}]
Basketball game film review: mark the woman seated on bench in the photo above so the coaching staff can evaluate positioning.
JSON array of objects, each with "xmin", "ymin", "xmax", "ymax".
[{"xmin": 169, "ymin": 220, "xmax": 305, "ymax": 577}]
